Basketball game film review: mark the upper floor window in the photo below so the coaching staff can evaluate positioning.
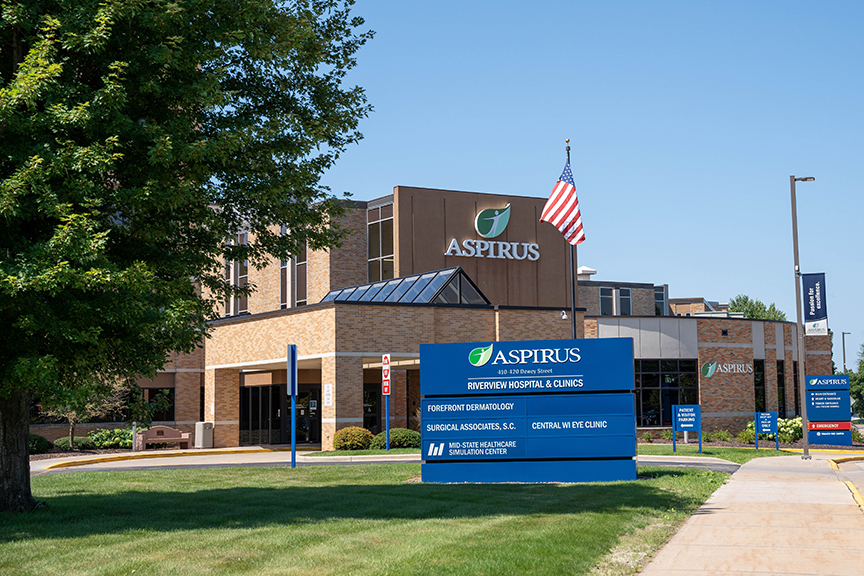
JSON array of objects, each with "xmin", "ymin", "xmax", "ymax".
[
  {"xmin": 368, "ymin": 204, "xmax": 394, "ymax": 282},
  {"xmin": 654, "ymin": 285, "xmax": 668, "ymax": 316},
  {"xmin": 619, "ymin": 288, "xmax": 631, "ymax": 316},
  {"xmin": 600, "ymin": 287, "xmax": 614, "ymax": 316},
  {"xmin": 295, "ymin": 241, "xmax": 307, "ymax": 307}
]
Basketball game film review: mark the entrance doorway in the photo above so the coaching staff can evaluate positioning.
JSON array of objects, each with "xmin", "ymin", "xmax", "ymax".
[
  {"xmin": 239, "ymin": 384, "xmax": 286, "ymax": 445},
  {"xmin": 239, "ymin": 384, "xmax": 321, "ymax": 445}
]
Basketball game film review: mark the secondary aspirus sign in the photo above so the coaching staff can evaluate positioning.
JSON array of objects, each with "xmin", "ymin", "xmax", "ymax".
[
  {"xmin": 420, "ymin": 338, "xmax": 636, "ymax": 484},
  {"xmin": 444, "ymin": 204, "xmax": 541, "ymax": 261}
]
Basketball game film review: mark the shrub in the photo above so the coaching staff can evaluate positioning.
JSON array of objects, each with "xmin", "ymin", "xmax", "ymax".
[
  {"xmin": 28, "ymin": 434, "xmax": 53, "ymax": 455},
  {"xmin": 660, "ymin": 429, "xmax": 675, "ymax": 441},
  {"xmin": 333, "ymin": 426, "xmax": 374, "ymax": 450},
  {"xmin": 737, "ymin": 426, "xmax": 755, "ymax": 444},
  {"xmin": 702, "ymin": 431, "xmax": 715, "ymax": 443},
  {"xmin": 777, "ymin": 417, "xmax": 803, "ymax": 444},
  {"xmin": 54, "ymin": 436, "xmax": 96, "ymax": 450},
  {"xmin": 640, "ymin": 432, "xmax": 653, "ymax": 443},
  {"xmin": 89, "ymin": 427, "xmax": 134, "ymax": 449},
  {"xmin": 712, "ymin": 429, "xmax": 733, "ymax": 442},
  {"xmin": 370, "ymin": 428, "xmax": 421, "ymax": 449},
  {"xmin": 853, "ymin": 428, "xmax": 863, "ymax": 444}
]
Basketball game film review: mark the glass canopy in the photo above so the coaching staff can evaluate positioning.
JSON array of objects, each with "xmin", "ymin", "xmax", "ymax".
[{"xmin": 320, "ymin": 267, "xmax": 489, "ymax": 306}]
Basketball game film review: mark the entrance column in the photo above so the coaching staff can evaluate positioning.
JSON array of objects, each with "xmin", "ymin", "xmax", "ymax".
[
  {"xmin": 390, "ymin": 370, "xmax": 408, "ymax": 430},
  {"xmin": 204, "ymin": 368, "xmax": 240, "ymax": 447},
  {"xmin": 321, "ymin": 355, "xmax": 363, "ymax": 451}
]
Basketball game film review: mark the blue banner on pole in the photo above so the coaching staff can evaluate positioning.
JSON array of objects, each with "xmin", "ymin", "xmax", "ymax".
[
  {"xmin": 288, "ymin": 344, "xmax": 297, "ymax": 467},
  {"xmin": 802, "ymin": 273, "xmax": 828, "ymax": 336}
]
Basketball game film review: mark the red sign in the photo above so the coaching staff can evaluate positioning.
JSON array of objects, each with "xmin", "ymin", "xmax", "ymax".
[
  {"xmin": 808, "ymin": 421, "xmax": 852, "ymax": 431},
  {"xmin": 382, "ymin": 354, "xmax": 391, "ymax": 396}
]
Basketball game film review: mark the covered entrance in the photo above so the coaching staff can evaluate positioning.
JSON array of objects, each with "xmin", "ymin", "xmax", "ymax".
[{"xmin": 239, "ymin": 382, "xmax": 321, "ymax": 446}]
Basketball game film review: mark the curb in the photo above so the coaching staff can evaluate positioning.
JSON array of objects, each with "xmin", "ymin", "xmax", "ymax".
[
  {"xmin": 844, "ymin": 480, "xmax": 864, "ymax": 514},
  {"xmin": 42, "ymin": 446, "xmax": 296, "ymax": 470}
]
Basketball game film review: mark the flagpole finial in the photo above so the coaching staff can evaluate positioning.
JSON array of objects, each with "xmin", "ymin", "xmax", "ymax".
[{"xmin": 565, "ymin": 139, "xmax": 570, "ymax": 163}]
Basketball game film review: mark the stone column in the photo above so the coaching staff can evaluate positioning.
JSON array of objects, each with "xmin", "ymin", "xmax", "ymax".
[
  {"xmin": 205, "ymin": 368, "xmax": 240, "ymax": 447},
  {"xmin": 320, "ymin": 355, "xmax": 364, "ymax": 450}
]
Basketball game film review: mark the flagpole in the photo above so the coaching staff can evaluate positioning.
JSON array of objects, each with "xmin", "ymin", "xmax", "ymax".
[{"xmin": 566, "ymin": 139, "xmax": 578, "ymax": 339}]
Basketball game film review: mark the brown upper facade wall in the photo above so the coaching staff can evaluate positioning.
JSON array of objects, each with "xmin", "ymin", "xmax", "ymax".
[{"xmin": 393, "ymin": 186, "xmax": 572, "ymax": 308}]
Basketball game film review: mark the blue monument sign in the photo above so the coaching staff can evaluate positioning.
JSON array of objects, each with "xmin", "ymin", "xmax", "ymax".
[
  {"xmin": 672, "ymin": 405, "xmax": 701, "ymax": 453},
  {"xmin": 755, "ymin": 411, "xmax": 779, "ymax": 450},
  {"xmin": 420, "ymin": 338, "xmax": 636, "ymax": 483},
  {"xmin": 806, "ymin": 375, "xmax": 852, "ymax": 446}
]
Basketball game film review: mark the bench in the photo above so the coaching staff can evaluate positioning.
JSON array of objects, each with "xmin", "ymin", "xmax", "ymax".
[{"xmin": 135, "ymin": 425, "xmax": 191, "ymax": 451}]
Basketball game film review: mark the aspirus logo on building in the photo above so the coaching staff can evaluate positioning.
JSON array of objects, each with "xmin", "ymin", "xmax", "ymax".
[
  {"xmin": 701, "ymin": 360, "xmax": 753, "ymax": 377},
  {"xmin": 445, "ymin": 204, "xmax": 540, "ymax": 261},
  {"xmin": 468, "ymin": 343, "xmax": 582, "ymax": 366},
  {"xmin": 474, "ymin": 204, "xmax": 511, "ymax": 238}
]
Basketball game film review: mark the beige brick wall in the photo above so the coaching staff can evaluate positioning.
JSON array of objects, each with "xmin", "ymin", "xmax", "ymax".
[
  {"xmin": 632, "ymin": 288, "xmax": 655, "ymax": 316},
  {"xmin": 205, "ymin": 368, "xmax": 240, "ymax": 447},
  {"xmin": 321, "ymin": 355, "xmax": 363, "ymax": 450}
]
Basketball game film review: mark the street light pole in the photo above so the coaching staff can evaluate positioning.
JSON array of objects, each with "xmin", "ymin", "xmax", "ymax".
[
  {"xmin": 842, "ymin": 332, "xmax": 851, "ymax": 373},
  {"xmin": 790, "ymin": 175, "xmax": 814, "ymax": 460}
]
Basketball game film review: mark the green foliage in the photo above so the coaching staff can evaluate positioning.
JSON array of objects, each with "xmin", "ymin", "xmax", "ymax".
[
  {"xmin": 852, "ymin": 427, "xmax": 863, "ymax": 444},
  {"xmin": 849, "ymin": 344, "xmax": 864, "ymax": 418},
  {"xmin": 27, "ymin": 434, "xmax": 52, "ymax": 454},
  {"xmin": 737, "ymin": 426, "xmax": 755, "ymax": 444},
  {"xmin": 332, "ymin": 426, "xmax": 374, "ymax": 450},
  {"xmin": 728, "ymin": 295, "xmax": 787, "ymax": 321},
  {"xmin": 660, "ymin": 429, "xmax": 675, "ymax": 441},
  {"xmin": 88, "ymin": 427, "xmax": 133, "ymax": 449},
  {"xmin": 0, "ymin": 0, "xmax": 371, "ymax": 511},
  {"xmin": 712, "ymin": 429, "xmax": 733, "ymax": 442},
  {"xmin": 641, "ymin": 431, "xmax": 654, "ymax": 443},
  {"xmin": 370, "ymin": 428, "xmax": 421, "ymax": 449},
  {"xmin": 53, "ymin": 436, "xmax": 95, "ymax": 450},
  {"xmin": 738, "ymin": 417, "xmax": 802, "ymax": 444}
]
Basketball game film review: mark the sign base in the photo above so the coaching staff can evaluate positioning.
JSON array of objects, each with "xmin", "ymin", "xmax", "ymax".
[{"xmin": 421, "ymin": 459, "xmax": 636, "ymax": 484}]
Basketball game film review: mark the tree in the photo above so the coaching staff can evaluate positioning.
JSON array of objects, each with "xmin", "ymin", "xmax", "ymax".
[
  {"xmin": 850, "ymin": 344, "xmax": 864, "ymax": 419},
  {"xmin": 0, "ymin": 0, "xmax": 372, "ymax": 512},
  {"xmin": 728, "ymin": 294, "xmax": 787, "ymax": 321}
]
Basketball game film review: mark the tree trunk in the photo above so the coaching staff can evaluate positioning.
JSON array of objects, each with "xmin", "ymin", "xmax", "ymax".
[
  {"xmin": 0, "ymin": 389, "xmax": 37, "ymax": 513},
  {"xmin": 68, "ymin": 420, "xmax": 75, "ymax": 450}
]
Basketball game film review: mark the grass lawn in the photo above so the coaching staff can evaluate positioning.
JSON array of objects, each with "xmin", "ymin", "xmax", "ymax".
[
  {"xmin": 1, "ymin": 464, "xmax": 726, "ymax": 576},
  {"xmin": 637, "ymin": 443, "xmax": 792, "ymax": 464}
]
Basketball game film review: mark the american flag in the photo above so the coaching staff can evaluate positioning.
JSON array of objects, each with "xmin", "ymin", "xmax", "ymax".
[{"xmin": 540, "ymin": 161, "xmax": 585, "ymax": 245}]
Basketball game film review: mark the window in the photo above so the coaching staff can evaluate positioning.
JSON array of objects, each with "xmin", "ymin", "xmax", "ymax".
[
  {"xmin": 295, "ymin": 241, "xmax": 307, "ymax": 306},
  {"xmin": 654, "ymin": 285, "xmax": 668, "ymax": 316},
  {"xmin": 144, "ymin": 388, "xmax": 175, "ymax": 422},
  {"xmin": 619, "ymin": 288, "xmax": 631, "ymax": 316},
  {"xmin": 634, "ymin": 359, "xmax": 698, "ymax": 427},
  {"xmin": 754, "ymin": 359, "xmax": 765, "ymax": 412},
  {"xmin": 600, "ymin": 287, "xmax": 613, "ymax": 316},
  {"xmin": 368, "ymin": 204, "xmax": 394, "ymax": 282},
  {"xmin": 363, "ymin": 383, "xmax": 380, "ymax": 435},
  {"xmin": 792, "ymin": 361, "xmax": 800, "ymax": 416},
  {"xmin": 776, "ymin": 360, "xmax": 786, "ymax": 417},
  {"xmin": 280, "ymin": 225, "xmax": 288, "ymax": 309},
  {"xmin": 237, "ymin": 233, "xmax": 248, "ymax": 314}
]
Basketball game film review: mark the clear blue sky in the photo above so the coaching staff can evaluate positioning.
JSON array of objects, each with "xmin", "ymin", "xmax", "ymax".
[{"xmin": 321, "ymin": 1, "xmax": 863, "ymax": 368}]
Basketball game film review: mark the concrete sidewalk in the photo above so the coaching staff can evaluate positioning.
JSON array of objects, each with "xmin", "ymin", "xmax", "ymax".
[{"xmin": 641, "ymin": 452, "xmax": 864, "ymax": 576}]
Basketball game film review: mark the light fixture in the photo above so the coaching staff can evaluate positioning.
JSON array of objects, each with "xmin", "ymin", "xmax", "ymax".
[{"xmin": 560, "ymin": 310, "xmax": 568, "ymax": 320}]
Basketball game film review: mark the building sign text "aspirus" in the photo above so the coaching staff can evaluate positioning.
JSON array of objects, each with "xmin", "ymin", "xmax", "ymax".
[
  {"xmin": 701, "ymin": 361, "xmax": 753, "ymax": 377},
  {"xmin": 444, "ymin": 204, "xmax": 540, "ymax": 261}
]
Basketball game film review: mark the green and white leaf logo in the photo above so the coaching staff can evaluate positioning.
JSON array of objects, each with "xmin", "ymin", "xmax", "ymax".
[
  {"xmin": 474, "ymin": 204, "xmax": 511, "ymax": 239},
  {"xmin": 468, "ymin": 344, "xmax": 494, "ymax": 367},
  {"xmin": 701, "ymin": 361, "xmax": 717, "ymax": 378},
  {"xmin": 809, "ymin": 378, "xmax": 817, "ymax": 386}
]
